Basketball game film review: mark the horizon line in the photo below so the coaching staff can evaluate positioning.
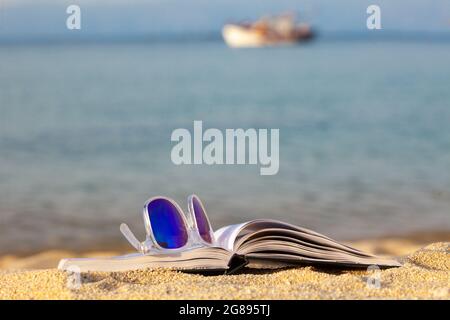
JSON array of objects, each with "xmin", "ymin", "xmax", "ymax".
[{"xmin": 1, "ymin": 30, "xmax": 450, "ymax": 46}]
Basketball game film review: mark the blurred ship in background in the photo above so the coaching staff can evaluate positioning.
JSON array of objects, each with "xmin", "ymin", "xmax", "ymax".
[{"xmin": 222, "ymin": 13, "xmax": 314, "ymax": 48}]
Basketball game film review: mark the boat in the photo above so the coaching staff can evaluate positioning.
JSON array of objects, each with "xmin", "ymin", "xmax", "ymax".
[{"xmin": 222, "ymin": 13, "xmax": 313, "ymax": 48}]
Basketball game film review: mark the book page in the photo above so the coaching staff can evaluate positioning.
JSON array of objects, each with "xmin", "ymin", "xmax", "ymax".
[
  {"xmin": 216, "ymin": 219, "xmax": 371, "ymax": 256},
  {"xmin": 215, "ymin": 219, "xmax": 401, "ymax": 267}
]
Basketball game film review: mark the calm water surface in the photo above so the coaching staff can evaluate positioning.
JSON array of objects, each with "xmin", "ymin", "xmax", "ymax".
[{"xmin": 0, "ymin": 40, "xmax": 449, "ymax": 253}]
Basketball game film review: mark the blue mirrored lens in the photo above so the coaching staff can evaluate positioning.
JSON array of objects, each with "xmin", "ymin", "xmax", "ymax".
[
  {"xmin": 192, "ymin": 196, "xmax": 212, "ymax": 243},
  {"xmin": 147, "ymin": 198, "xmax": 188, "ymax": 249}
]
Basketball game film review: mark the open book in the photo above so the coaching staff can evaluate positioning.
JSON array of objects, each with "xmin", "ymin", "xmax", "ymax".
[{"xmin": 58, "ymin": 219, "xmax": 401, "ymax": 274}]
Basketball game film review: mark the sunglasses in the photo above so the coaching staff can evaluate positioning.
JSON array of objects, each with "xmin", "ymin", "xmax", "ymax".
[{"xmin": 120, "ymin": 195, "xmax": 215, "ymax": 253}]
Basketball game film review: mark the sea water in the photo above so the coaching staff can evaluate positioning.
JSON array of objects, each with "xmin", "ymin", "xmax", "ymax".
[{"xmin": 0, "ymin": 39, "xmax": 449, "ymax": 253}]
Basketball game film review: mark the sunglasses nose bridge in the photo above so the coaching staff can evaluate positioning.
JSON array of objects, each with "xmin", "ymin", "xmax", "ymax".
[{"xmin": 184, "ymin": 205, "xmax": 196, "ymax": 229}]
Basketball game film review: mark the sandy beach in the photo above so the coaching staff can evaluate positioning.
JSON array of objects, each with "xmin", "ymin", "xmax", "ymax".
[{"xmin": 0, "ymin": 238, "xmax": 448, "ymax": 300}]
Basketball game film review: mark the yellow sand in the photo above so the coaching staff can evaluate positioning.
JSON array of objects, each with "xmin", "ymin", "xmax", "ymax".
[{"xmin": 0, "ymin": 242, "xmax": 448, "ymax": 300}]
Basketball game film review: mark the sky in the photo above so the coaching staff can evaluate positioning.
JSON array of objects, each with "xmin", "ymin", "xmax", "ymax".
[{"xmin": 0, "ymin": 0, "xmax": 449, "ymax": 40}]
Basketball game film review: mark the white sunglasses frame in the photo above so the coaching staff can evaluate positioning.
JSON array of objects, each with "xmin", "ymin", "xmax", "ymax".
[{"xmin": 120, "ymin": 194, "xmax": 215, "ymax": 254}]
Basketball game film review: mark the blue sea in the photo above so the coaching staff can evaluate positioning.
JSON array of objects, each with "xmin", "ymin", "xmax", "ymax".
[{"xmin": 1, "ymin": 39, "xmax": 449, "ymax": 253}]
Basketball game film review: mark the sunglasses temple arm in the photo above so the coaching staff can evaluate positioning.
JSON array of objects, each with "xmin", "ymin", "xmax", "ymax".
[{"xmin": 120, "ymin": 223, "xmax": 143, "ymax": 253}]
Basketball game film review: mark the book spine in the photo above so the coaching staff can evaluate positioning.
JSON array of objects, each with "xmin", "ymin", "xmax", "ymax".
[{"xmin": 225, "ymin": 254, "xmax": 248, "ymax": 275}]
